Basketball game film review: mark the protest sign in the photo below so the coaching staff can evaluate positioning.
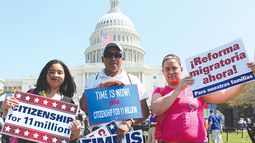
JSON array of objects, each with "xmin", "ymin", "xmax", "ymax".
[
  {"xmin": 85, "ymin": 121, "xmax": 117, "ymax": 138},
  {"xmin": 1, "ymin": 91, "xmax": 78, "ymax": 143},
  {"xmin": 80, "ymin": 129, "xmax": 144, "ymax": 143},
  {"xmin": 85, "ymin": 85, "xmax": 142, "ymax": 125},
  {"xmin": 185, "ymin": 38, "xmax": 254, "ymax": 98}
]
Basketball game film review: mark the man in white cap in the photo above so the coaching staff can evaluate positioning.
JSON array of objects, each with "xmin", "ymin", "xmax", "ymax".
[{"xmin": 80, "ymin": 42, "xmax": 149, "ymax": 141}]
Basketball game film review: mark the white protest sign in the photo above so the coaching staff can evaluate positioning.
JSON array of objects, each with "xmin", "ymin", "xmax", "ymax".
[
  {"xmin": 80, "ymin": 129, "xmax": 144, "ymax": 143},
  {"xmin": 185, "ymin": 38, "xmax": 254, "ymax": 98},
  {"xmin": 85, "ymin": 121, "xmax": 117, "ymax": 138},
  {"xmin": 1, "ymin": 91, "xmax": 78, "ymax": 143}
]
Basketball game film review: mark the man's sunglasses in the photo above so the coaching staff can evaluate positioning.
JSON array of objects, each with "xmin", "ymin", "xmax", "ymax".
[{"xmin": 104, "ymin": 51, "xmax": 123, "ymax": 59}]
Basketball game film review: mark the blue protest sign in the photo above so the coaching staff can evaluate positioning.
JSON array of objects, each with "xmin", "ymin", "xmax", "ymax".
[{"xmin": 85, "ymin": 85, "xmax": 142, "ymax": 125}]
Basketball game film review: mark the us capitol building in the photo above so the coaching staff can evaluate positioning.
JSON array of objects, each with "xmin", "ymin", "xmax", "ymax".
[{"xmin": 21, "ymin": 0, "xmax": 165, "ymax": 104}]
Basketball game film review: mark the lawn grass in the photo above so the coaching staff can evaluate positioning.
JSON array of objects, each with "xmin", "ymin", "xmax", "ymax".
[
  {"xmin": 208, "ymin": 130, "xmax": 253, "ymax": 143},
  {"xmin": 143, "ymin": 130, "xmax": 253, "ymax": 143}
]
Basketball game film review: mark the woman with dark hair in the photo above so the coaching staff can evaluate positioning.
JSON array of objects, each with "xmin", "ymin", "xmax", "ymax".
[
  {"xmin": 32, "ymin": 59, "xmax": 76, "ymax": 99},
  {"xmin": 151, "ymin": 54, "xmax": 255, "ymax": 143},
  {"xmin": 1, "ymin": 59, "xmax": 80, "ymax": 143}
]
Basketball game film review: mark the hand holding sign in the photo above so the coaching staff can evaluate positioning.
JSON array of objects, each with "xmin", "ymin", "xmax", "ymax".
[
  {"xmin": 176, "ymin": 76, "xmax": 194, "ymax": 90},
  {"xmin": 116, "ymin": 122, "xmax": 130, "ymax": 141},
  {"xmin": 69, "ymin": 119, "xmax": 82, "ymax": 140},
  {"xmin": 247, "ymin": 62, "xmax": 255, "ymax": 75},
  {"xmin": 97, "ymin": 80, "xmax": 125, "ymax": 88},
  {"xmin": 1, "ymin": 96, "xmax": 19, "ymax": 115}
]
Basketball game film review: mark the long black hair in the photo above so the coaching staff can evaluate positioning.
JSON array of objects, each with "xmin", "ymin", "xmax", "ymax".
[{"xmin": 33, "ymin": 59, "xmax": 76, "ymax": 98}]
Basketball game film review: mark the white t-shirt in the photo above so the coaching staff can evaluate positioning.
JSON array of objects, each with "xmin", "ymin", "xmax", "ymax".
[{"xmin": 84, "ymin": 69, "xmax": 148, "ymax": 130}]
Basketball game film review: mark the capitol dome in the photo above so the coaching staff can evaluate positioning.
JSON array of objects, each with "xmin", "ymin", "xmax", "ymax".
[
  {"xmin": 22, "ymin": 0, "xmax": 164, "ymax": 105},
  {"xmin": 84, "ymin": 0, "xmax": 145, "ymax": 65},
  {"xmin": 95, "ymin": 9, "xmax": 135, "ymax": 30}
]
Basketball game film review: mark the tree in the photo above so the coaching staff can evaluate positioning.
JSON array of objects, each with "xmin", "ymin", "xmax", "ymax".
[
  {"xmin": 227, "ymin": 81, "xmax": 255, "ymax": 107},
  {"xmin": 217, "ymin": 81, "xmax": 255, "ymax": 119}
]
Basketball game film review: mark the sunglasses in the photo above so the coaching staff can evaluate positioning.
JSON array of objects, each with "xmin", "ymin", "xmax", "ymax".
[{"xmin": 104, "ymin": 51, "xmax": 123, "ymax": 59}]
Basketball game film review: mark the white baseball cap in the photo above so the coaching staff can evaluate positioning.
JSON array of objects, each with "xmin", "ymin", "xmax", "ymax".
[{"xmin": 103, "ymin": 42, "xmax": 123, "ymax": 54}]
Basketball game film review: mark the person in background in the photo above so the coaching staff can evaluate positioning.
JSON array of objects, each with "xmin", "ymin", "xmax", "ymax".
[
  {"xmin": 252, "ymin": 113, "xmax": 255, "ymax": 123},
  {"xmin": 147, "ymin": 113, "xmax": 158, "ymax": 143},
  {"xmin": 208, "ymin": 110, "xmax": 222, "ymax": 143},
  {"xmin": 246, "ymin": 113, "xmax": 255, "ymax": 142},
  {"xmin": 151, "ymin": 54, "xmax": 255, "ymax": 143},
  {"xmin": 1, "ymin": 59, "xmax": 81, "ymax": 143},
  {"xmin": 79, "ymin": 42, "xmax": 149, "ymax": 141}
]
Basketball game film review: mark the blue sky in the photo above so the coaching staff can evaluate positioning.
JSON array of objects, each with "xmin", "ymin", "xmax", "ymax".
[{"xmin": 0, "ymin": 0, "xmax": 255, "ymax": 79}]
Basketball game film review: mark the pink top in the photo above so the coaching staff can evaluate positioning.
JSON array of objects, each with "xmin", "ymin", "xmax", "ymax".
[{"xmin": 154, "ymin": 86, "xmax": 207, "ymax": 142}]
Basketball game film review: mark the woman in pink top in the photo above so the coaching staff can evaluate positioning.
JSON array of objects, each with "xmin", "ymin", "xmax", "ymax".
[{"xmin": 151, "ymin": 54, "xmax": 255, "ymax": 143}]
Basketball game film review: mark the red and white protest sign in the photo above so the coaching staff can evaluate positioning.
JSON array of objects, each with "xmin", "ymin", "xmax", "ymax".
[
  {"xmin": 185, "ymin": 38, "xmax": 254, "ymax": 98},
  {"xmin": 80, "ymin": 121, "xmax": 144, "ymax": 143},
  {"xmin": 1, "ymin": 91, "xmax": 78, "ymax": 143},
  {"xmin": 85, "ymin": 121, "xmax": 117, "ymax": 138},
  {"xmin": 80, "ymin": 130, "xmax": 144, "ymax": 143}
]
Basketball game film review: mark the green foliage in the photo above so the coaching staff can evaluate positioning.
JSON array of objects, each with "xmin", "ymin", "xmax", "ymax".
[
  {"xmin": 227, "ymin": 81, "xmax": 255, "ymax": 108},
  {"xmin": 217, "ymin": 81, "xmax": 255, "ymax": 118}
]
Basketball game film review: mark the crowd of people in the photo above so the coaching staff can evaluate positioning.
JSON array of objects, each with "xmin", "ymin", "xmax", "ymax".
[{"xmin": 0, "ymin": 41, "xmax": 255, "ymax": 143}]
